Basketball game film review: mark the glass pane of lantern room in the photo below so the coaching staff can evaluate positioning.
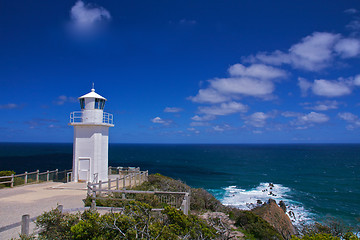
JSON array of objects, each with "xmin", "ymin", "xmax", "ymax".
[{"xmin": 95, "ymin": 99, "xmax": 99, "ymax": 109}]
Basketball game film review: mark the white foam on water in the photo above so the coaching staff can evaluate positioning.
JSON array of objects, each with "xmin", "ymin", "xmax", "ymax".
[{"xmin": 219, "ymin": 183, "xmax": 314, "ymax": 226}]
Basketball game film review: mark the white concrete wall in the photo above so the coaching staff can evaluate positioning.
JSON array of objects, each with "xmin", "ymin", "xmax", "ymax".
[{"xmin": 72, "ymin": 125, "xmax": 110, "ymax": 183}]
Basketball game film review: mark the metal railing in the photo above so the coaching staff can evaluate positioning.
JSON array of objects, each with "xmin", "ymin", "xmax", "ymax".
[
  {"xmin": 69, "ymin": 111, "xmax": 113, "ymax": 125},
  {"xmin": 88, "ymin": 169, "xmax": 190, "ymax": 215},
  {"xmin": 102, "ymin": 112, "xmax": 113, "ymax": 125},
  {"xmin": 0, "ymin": 169, "xmax": 72, "ymax": 188}
]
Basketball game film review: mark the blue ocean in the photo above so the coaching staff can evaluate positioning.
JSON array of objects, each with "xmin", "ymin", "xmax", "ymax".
[{"xmin": 0, "ymin": 143, "xmax": 359, "ymax": 227}]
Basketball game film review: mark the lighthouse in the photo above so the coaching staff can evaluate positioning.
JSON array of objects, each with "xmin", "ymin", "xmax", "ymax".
[{"xmin": 69, "ymin": 87, "xmax": 114, "ymax": 183}]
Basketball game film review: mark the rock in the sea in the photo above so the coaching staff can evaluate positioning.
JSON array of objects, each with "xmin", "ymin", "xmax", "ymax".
[
  {"xmin": 252, "ymin": 199, "xmax": 297, "ymax": 240},
  {"xmin": 279, "ymin": 200, "xmax": 286, "ymax": 213}
]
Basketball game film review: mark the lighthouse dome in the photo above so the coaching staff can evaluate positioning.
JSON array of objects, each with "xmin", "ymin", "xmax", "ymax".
[{"xmin": 79, "ymin": 88, "xmax": 107, "ymax": 101}]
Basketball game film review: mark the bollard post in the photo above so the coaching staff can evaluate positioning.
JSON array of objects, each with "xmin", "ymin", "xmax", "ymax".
[
  {"xmin": 11, "ymin": 174, "xmax": 14, "ymax": 188},
  {"xmin": 21, "ymin": 214, "xmax": 30, "ymax": 236},
  {"xmin": 25, "ymin": 171, "xmax": 28, "ymax": 184},
  {"xmin": 57, "ymin": 205, "xmax": 63, "ymax": 212},
  {"xmin": 36, "ymin": 170, "xmax": 39, "ymax": 182},
  {"xmin": 46, "ymin": 170, "xmax": 50, "ymax": 182}
]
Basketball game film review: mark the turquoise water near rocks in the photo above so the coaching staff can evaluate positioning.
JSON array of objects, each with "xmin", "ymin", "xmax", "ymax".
[{"xmin": 0, "ymin": 143, "xmax": 359, "ymax": 226}]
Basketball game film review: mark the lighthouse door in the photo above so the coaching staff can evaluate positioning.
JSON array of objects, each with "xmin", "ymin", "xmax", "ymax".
[{"xmin": 78, "ymin": 158, "xmax": 90, "ymax": 182}]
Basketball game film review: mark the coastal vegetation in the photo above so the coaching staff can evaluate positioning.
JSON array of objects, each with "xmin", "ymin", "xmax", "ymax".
[{"xmin": 16, "ymin": 174, "xmax": 359, "ymax": 240}]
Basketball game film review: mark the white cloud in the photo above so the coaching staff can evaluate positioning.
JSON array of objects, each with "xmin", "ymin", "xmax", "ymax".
[
  {"xmin": 295, "ymin": 112, "xmax": 329, "ymax": 125},
  {"xmin": 298, "ymin": 77, "xmax": 312, "ymax": 97},
  {"xmin": 247, "ymin": 32, "xmax": 360, "ymax": 71},
  {"xmin": 245, "ymin": 112, "xmax": 269, "ymax": 127},
  {"xmin": 151, "ymin": 117, "xmax": 174, "ymax": 126},
  {"xmin": 151, "ymin": 117, "xmax": 165, "ymax": 124},
  {"xmin": 338, "ymin": 112, "xmax": 360, "ymax": 129},
  {"xmin": 0, "ymin": 103, "xmax": 20, "ymax": 109},
  {"xmin": 334, "ymin": 38, "xmax": 360, "ymax": 58},
  {"xmin": 338, "ymin": 112, "xmax": 358, "ymax": 121},
  {"xmin": 70, "ymin": 1, "xmax": 111, "ymax": 32},
  {"xmin": 53, "ymin": 95, "xmax": 77, "ymax": 105},
  {"xmin": 187, "ymin": 127, "xmax": 200, "ymax": 134},
  {"xmin": 191, "ymin": 114, "xmax": 216, "ymax": 121},
  {"xmin": 312, "ymin": 79, "xmax": 352, "ymax": 97},
  {"xmin": 228, "ymin": 64, "xmax": 287, "ymax": 80},
  {"xmin": 347, "ymin": 20, "xmax": 360, "ymax": 32},
  {"xmin": 210, "ymin": 77, "xmax": 275, "ymax": 97},
  {"xmin": 344, "ymin": 8, "xmax": 358, "ymax": 14},
  {"xmin": 283, "ymin": 111, "xmax": 329, "ymax": 127},
  {"xmin": 354, "ymin": 75, "xmax": 360, "ymax": 86},
  {"xmin": 198, "ymin": 102, "xmax": 248, "ymax": 116},
  {"xmin": 298, "ymin": 78, "xmax": 353, "ymax": 97},
  {"xmin": 164, "ymin": 107, "xmax": 183, "ymax": 113},
  {"xmin": 302, "ymin": 100, "xmax": 341, "ymax": 111},
  {"xmin": 189, "ymin": 63, "xmax": 285, "ymax": 104},
  {"xmin": 188, "ymin": 88, "xmax": 229, "ymax": 103},
  {"xmin": 289, "ymin": 32, "xmax": 340, "ymax": 71}
]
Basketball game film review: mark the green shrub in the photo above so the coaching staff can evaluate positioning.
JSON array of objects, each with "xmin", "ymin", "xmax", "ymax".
[
  {"xmin": 235, "ymin": 210, "xmax": 283, "ymax": 240},
  {"xmin": 291, "ymin": 233, "xmax": 340, "ymax": 240},
  {"xmin": 34, "ymin": 202, "xmax": 218, "ymax": 240}
]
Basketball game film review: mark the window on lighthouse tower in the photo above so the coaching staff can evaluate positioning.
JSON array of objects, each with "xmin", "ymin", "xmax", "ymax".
[
  {"xmin": 80, "ymin": 98, "xmax": 85, "ymax": 109},
  {"xmin": 95, "ymin": 98, "xmax": 105, "ymax": 109}
]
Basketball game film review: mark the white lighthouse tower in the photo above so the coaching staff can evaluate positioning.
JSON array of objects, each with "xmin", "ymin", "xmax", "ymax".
[{"xmin": 69, "ymin": 86, "xmax": 114, "ymax": 183}]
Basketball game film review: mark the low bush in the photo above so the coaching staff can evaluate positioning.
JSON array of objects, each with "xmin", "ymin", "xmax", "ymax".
[
  {"xmin": 34, "ymin": 201, "xmax": 217, "ymax": 240},
  {"xmin": 235, "ymin": 210, "xmax": 283, "ymax": 240}
]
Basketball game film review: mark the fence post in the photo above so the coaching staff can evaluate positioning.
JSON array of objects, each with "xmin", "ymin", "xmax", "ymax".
[
  {"xmin": 55, "ymin": 169, "xmax": 58, "ymax": 181},
  {"xmin": 91, "ymin": 186, "xmax": 96, "ymax": 210},
  {"xmin": 24, "ymin": 171, "xmax": 28, "ymax": 184},
  {"xmin": 116, "ymin": 178, "xmax": 119, "ymax": 190},
  {"xmin": 134, "ymin": 173, "xmax": 137, "ymax": 187},
  {"xmin": 10, "ymin": 174, "xmax": 14, "ymax": 188},
  {"xmin": 123, "ymin": 176, "xmax": 126, "ymax": 189},
  {"xmin": 129, "ymin": 174, "xmax": 132, "ymax": 188},
  {"xmin": 87, "ymin": 182, "xmax": 91, "ymax": 196},
  {"xmin": 36, "ymin": 170, "xmax": 39, "ymax": 182},
  {"xmin": 46, "ymin": 170, "xmax": 50, "ymax": 182},
  {"xmin": 21, "ymin": 214, "xmax": 30, "ymax": 236},
  {"xmin": 99, "ymin": 180, "xmax": 102, "ymax": 192},
  {"xmin": 57, "ymin": 205, "xmax": 63, "ymax": 212},
  {"xmin": 108, "ymin": 166, "xmax": 111, "ymax": 175},
  {"xmin": 108, "ymin": 179, "xmax": 111, "ymax": 194}
]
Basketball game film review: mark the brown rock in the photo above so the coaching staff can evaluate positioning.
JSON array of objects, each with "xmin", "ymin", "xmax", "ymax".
[{"xmin": 252, "ymin": 199, "xmax": 297, "ymax": 240}]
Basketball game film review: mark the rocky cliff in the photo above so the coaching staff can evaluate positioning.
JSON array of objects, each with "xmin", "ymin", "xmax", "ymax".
[{"xmin": 252, "ymin": 199, "xmax": 297, "ymax": 240}]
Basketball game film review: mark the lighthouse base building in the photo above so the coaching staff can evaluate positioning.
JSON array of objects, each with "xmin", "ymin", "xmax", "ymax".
[{"xmin": 69, "ymin": 88, "xmax": 114, "ymax": 183}]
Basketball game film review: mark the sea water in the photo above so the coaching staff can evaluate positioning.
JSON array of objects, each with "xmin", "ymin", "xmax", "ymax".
[{"xmin": 0, "ymin": 143, "xmax": 359, "ymax": 227}]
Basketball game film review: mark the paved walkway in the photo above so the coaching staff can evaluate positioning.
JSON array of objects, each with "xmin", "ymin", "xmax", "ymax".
[{"xmin": 0, "ymin": 182, "xmax": 87, "ymax": 239}]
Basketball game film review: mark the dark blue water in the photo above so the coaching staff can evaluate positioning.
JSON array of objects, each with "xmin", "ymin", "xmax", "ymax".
[{"xmin": 0, "ymin": 143, "xmax": 359, "ymax": 226}]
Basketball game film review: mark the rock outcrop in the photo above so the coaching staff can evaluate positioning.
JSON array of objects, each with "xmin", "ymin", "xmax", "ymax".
[{"xmin": 252, "ymin": 199, "xmax": 297, "ymax": 240}]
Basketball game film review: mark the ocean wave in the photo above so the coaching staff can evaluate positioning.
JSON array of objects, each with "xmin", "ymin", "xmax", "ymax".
[{"xmin": 215, "ymin": 183, "xmax": 314, "ymax": 226}]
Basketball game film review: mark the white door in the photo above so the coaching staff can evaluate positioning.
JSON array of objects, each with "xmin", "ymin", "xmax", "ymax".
[{"xmin": 78, "ymin": 158, "xmax": 90, "ymax": 182}]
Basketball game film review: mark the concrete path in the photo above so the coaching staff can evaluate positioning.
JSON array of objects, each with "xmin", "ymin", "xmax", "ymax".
[{"xmin": 0, "ymin": 182, "xmax": 87, "ymax": 240}]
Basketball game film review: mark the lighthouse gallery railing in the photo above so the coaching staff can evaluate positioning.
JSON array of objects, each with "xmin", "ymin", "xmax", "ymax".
[{"xmin": 70, "ymin": 111, "xmax": 114, "ymax": 125}]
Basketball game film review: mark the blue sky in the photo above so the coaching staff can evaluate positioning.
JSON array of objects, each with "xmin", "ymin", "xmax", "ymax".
[{"xmin": 1, "ymin": 0, "xmax": 360, "ymax": 143}]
